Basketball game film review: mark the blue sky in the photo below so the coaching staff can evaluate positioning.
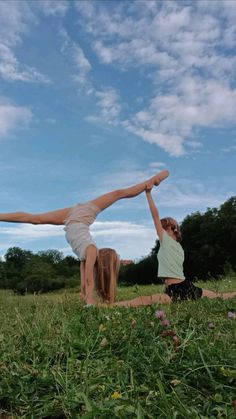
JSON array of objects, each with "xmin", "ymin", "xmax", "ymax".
[{"xmin": 0, "ymin": 0, "xmax": 236, "ymax": 260}]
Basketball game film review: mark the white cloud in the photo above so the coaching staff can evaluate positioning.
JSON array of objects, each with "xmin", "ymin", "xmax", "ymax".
[
  {"xmin": 86, "ymin": 88, "xmax": 121, "ymax": 124},
  {"xmin": 38, "ymin": 0, "xmax": 69, "ymax": 17},
  {"xmin": 221, "ymin": 144, "xmax": 236, "ymax": 153},
  {"xmin": 0, "ymin": 43, "xmax": 50, "ymax": 83},
  {"xmin": 149, "ymin": 162, "xmax": 167, "ymax": 169},
  {"xmin": 0, "ymin": 100, "xmax": 33, "ymax": 139},
  {"xmin": 123, "ymin": 77, "xmax": 236, "ymax": 156},
  {"xmin": 0, "ymin": 224, "xmax": 63, "ymax": 240},
  {"xmin": 74, "ymin": 1, "xmax": 236, "ymax": 156},
  {"xmin": 157, "ymin": 178, "xmax": 234, "ymax": 211},
  {"xmin": 91, "ymin": 221, "xmax": 155, "ymax": 260},
  {"xmin": 60, "ymin": 28, "xmax": 92, "ymax": 92},
  {"xmin": 123, "ymin": 121, "xmax": 186, "ymax": 157},
  {"xmin": 0, "ymin": 1, "xmax": 50, "ymax": 83},
  {"xmin": 0, "ymin": 1, "xmax": 35, "ymax": 46}
]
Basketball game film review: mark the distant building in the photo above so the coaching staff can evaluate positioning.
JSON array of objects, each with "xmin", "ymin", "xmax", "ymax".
[{"xmin": 120, "ymin": 259, "xmax": 134, "ymax": 266}]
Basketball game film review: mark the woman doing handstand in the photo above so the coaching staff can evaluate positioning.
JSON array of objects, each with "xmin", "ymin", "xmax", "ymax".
[
  {"xmin": 115, "ymin": 186, "xmax": 236, "ymax": 307},
  {"xmin": 0, "ymin": 170, "xmax": 169, "ymax": 305}
]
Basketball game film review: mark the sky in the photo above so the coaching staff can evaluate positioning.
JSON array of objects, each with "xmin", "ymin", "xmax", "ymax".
[{"xmin": 0, "ymin": 0, "xmax": 236, "ymax": 261}]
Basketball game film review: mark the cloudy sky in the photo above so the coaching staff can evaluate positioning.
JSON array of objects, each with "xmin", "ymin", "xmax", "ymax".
[{"xmin": 0, "ymin": 0, "xmax": 236, "ymax": 260}]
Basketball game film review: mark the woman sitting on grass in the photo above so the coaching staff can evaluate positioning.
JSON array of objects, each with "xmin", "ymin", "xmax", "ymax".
[
  {"xmin": 0, "ymin": 170, "xmax": 168, "ymax": 305},
  {"xmin": 114, "ymin": 186, "xmax": 236, "ymax": 307}
]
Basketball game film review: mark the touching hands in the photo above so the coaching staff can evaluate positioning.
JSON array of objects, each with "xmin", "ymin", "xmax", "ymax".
[{"xmin": 146, "ymin": 181, "xmax": 153, "ymax": 192}]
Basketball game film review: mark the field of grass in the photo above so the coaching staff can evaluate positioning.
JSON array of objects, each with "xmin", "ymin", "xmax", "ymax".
[{"xmin": 0, "ymin": 277, "xmax": 236, "ymax": 418}]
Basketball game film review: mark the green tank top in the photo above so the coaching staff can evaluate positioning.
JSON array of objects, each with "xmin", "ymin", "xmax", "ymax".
[{"xmin": 157, "ymin": 230, "xmax": 185, "ymax": 280}]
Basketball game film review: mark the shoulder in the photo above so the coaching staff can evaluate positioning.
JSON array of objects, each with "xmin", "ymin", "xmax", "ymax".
[
  {"xmin": 161, "ymin": 231, "xmax": 178, "ymax": 245},
  {"xmin": 160, "ymin": 230, "xmax": 168, "ymax": 244}
]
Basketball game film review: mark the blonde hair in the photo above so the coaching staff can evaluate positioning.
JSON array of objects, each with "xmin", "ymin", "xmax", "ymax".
[
  {"xmin": 161, "ymin": 217, "xmax": 181, "ymax": 242},
  {"xmin": 94, "ymin": 248, "xmax": 120, "ymax": 303}
]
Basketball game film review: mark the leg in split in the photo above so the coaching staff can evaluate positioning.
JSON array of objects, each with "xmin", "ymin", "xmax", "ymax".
[
  {"xmin": 0, "ymin": 207, "xmax": 72, "ymax": 225},
  {"xmin": 202, "ymin": 289, "xmax": 236, "ymax": 300},
  {"xmin": 114, "ymin": 293, "xmax": 172, "ymax": 307},
  {"xmin": 90, "ymin": 170, "xmax": 169, "ymax": 211}
]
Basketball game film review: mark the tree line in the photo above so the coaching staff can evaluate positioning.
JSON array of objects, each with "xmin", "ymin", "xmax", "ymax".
[
  {"xmin": 0, "ymin": 248, "xmax": 80, "ymax": 294},
  {"xmin": 0, "ymin": 196, "xmax": 235, "ymax": 293}
]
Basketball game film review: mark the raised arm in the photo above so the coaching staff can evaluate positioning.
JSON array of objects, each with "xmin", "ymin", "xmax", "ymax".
[{"xmin": 145, "ymin": 190, "xmax": 164, "ymax": 241}]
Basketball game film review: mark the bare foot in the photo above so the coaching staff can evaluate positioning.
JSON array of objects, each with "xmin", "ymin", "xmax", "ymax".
[
  {"xmin": 222, "ymin": 291, "xmax": 236, "ymax": 300},
  {"xmin": 152, "ymin": 170, "xmax": 169, "ymax": 186},
  {"xmin": 85, "ymin": 298, "xmax": 96, "ymax": 305}
]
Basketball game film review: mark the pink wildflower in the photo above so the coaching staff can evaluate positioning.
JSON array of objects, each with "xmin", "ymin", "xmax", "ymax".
[
  {"xmin": 161, "ymin": 319, "xmax": 171, "ymax": 327},
  {"xmin": 155, "ymin": 310, "xmax": 166, "ymax": 319},
  {"xmin": 227, "ymin": 311, "xmax": 236, "ymax": 319},
  {"xmin": 172, "ymin": 335, "xmax": 181, "ymax": 346}
]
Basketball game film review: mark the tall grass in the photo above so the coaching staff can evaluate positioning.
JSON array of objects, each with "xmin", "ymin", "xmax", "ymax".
[{"xmin": 0, "ymin": 278, "xmax": 236, "ymax": 418}]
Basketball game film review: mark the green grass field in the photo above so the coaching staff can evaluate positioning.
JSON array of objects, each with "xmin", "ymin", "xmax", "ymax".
[{"xmin": 0, "ymin": 277, "xmax": 236, "ymax": 418}]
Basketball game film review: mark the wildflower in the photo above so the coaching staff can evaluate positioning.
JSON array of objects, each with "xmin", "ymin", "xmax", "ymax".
[
  {"xmin": 131, "ymin": 319, "xmax": 137, "ymax": 327},
  {"xmin": 111, "ymin": 391, "xmax": 122, "ymax": 399},
  {"xmin": 99, "ymin": 324, "xmax": 107, "ymax": 332},
  {"xmin": 155, "ymin": 310, "xmax": 166, "ymax": 319},
  {"xmin": 170, "ymin": 379, "xmax": 181, "ymax": 386},
  {"xmin": 150, "ymin": 321, "xmax": 155, "ymax": 327},
  {"xmin": 208, "ymin": 322, "xmax": 215, "ymax": 329},
  {"xmin": 100, "ymin": 337, "xmax": 108, "ymax": 347},
  {"xmin": 161, "ymin": 319, "xmax": 171, "ymax": 327},
  {"xmin": 228, "ymin": 311, "xmax": 236, "ymax": 319},
  {"xmin": 172, "ymin": 335, "xmax": 181, "ymax": 346}
]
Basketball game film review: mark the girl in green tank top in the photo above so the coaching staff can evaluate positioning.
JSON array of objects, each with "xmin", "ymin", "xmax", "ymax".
[{"xmin": 114, "ymin": 181, "xmax": 236, "ymax": 306}]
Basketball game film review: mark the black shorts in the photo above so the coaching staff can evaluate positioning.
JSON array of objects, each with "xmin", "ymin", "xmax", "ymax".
[{"xmin": 165, "ymin": 280, "xmax": 203, "ymax": 302}]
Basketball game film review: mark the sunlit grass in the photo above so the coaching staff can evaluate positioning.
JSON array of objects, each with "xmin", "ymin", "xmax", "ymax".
[{"xmin": 0, "ymin": 277, "xmax": 236, "ymax": 418}]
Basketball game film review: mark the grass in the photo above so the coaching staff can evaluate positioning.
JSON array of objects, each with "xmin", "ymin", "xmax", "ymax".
[{"xmin": 0, "ymin": 277, "xmax": 236, "ymax": 418}]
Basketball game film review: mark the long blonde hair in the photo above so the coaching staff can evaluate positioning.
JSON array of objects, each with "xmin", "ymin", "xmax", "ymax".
[{"xmin": 94, "ymin": 248, "xmax": 120, "ymax": 303}]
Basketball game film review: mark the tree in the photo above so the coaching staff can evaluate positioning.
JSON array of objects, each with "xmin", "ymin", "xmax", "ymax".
[
  {"xmin": 0, "ymin": 258, "xmax": 7, "ymax": 289},
  {"xmin": 4, "ymin": 247, "xmax": 34, "ymax": 290},
  {"xmin": 20, "ymin": 258, "xmax": 63, "ymax": 293},
  {"xmin": 181, "ymin": 197, "xmax": 236, "ymax": 279},
  {"xmin": 119, "ymin": 254, "xmax": 159, "ymax": 285},
  {"xmin": 37, "ymin": 249, "xmax": 63, "ymax": 265}
]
